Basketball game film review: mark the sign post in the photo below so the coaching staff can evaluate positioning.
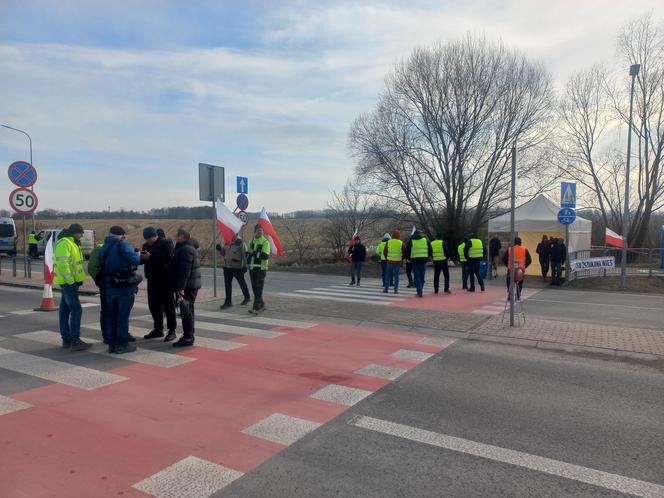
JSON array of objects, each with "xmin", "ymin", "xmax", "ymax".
[
  {"xmin": 8, "ymin": 162, "xmax": 39, "ymax": 278},
  {"xmin": 199, "ymin": 163, "xmax": 225, "ymax": 298},
  {"xmin": 560, "ymin": 182, "xmax": 576, "ymax": 285}
]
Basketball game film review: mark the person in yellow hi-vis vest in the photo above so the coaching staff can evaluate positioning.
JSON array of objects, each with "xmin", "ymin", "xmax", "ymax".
[
  {"xmin": 28, "ymin": 230, "xmax": 39, "ymax": 258},
  {"xmin": 405, "ymin": 229, "xmax": 432, "ymax": 297},
  {"xmin": 53, "ymin": 224, "xmax": 90, "ymax": 351},
  {"xmin": 383, "ymin": 230, "xmax": 404, "ymax": 294},
  {"xmin": 464, "ymin": 234, "xmax": 486, "ymax": 292},
  {"xmin": 457, "ymin": 240, "xmax": 469, "ymax": 290}
]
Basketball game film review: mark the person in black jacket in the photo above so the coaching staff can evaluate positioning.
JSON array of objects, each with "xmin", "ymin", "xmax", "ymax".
[
  {"xmin": 141, "ymin": 227, "xmax": 177, "ymax": 341},
  {"xmin": 347, "ymin": 236, "xmax": 367, "ymax": 286},
  {"xmin": 550, "ymin": 238, "xmax": 566, "ymax": 286},
  {"xmin": 535, "ymin": 235, "xmax": 551, "ymax": 281},
  {"xmin": 168, "ymin": 228, "xmax": 201, "ymax": 347}
]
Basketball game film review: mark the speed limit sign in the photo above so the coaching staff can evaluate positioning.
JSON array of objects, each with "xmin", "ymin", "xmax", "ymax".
[
  {"xmin": 236, "ymin": 210, "xmax": 248, "ymax": 226},
  {"xmin": 9, "ymin": 187, "xmax": 39, "ymax": 214}
]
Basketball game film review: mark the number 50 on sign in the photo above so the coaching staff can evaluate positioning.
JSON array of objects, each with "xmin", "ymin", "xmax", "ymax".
[{"xmin": 9, "ymin": 187, "xmax": 39, "ymax": 214}]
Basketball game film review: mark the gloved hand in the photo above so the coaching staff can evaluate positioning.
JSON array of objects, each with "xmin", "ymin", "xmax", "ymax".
[{"xmin": 242, "ymin": 267, "xmax": 247, "ymax": 274}]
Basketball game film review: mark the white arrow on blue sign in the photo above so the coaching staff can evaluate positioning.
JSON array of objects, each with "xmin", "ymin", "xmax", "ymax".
[
  {"xmin": 236, "ymin": 176, "xmax": 248, "ymax": 194},
  {"xmin": 557, "ymin": 208, "xmax": 576, "ymax": 225},
  {"xmin": 561, "ymin": 182, "xmax": 576, "ymax": 209}
]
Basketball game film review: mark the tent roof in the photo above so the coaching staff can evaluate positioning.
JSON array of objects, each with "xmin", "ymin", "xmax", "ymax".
[{"xmin": 488, "ymin": 194, "xmax": 592, "ymax": 233}]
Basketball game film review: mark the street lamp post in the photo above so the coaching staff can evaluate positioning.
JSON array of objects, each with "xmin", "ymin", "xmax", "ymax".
[
  {"xmin": 620, "ymin": 64, "xmax": 640, "ymax": 290},
  {"xmin": 2, "ymin": 125, "xmax": 36, "ymax": 231}
]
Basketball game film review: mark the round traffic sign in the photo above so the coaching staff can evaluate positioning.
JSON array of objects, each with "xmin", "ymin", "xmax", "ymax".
[
  {"xmin": 236, "ymin": 211, "xmax": 248, "ymax": 226},
  {"xmin": 8, "ymin": 161, "xmax": 38, "ymax": 188},
  {"xmin": 236, "ymin": 193, "xmax": 249, "ymax": 211},
  {"xmin": 9, "ymin": 187, "xmax": 39, "ymax": 214},
  {"xmin": 557, "ymin": 208, "xmax": 576, "ymax": 225}
]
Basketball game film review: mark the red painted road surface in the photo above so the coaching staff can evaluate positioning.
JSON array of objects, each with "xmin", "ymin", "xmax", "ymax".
[
  {"xmin": 392, "ymin": 284, "xmax": 537, "ymax": 312},
  {"xmin": 1, "ymin": 321, "xmax": 449, "ymax": 497}
]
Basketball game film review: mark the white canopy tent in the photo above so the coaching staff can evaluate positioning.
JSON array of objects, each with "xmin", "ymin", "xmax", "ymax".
[{"xmin": 488, "ymin": 195, "xmax": 592, "ymax": 275}]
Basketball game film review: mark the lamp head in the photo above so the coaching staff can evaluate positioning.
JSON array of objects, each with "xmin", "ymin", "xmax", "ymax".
[{"xmin": 629, "ymin": 64, "xmax": 641, "ymax": 76}]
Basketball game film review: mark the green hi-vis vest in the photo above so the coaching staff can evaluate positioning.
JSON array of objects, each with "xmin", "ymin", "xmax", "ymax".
[
  {"xmin": 468, "ymin": 238, "xmax": 484, "ymax": 259},
  {"xmin": 431, "ymin": 240, "xmax": 446, "ymax": 261},
  {"xmin": 376, "ymin": 241, "xmax": 387, "ymax": 261},
  {"xmin": 457, "ymin": 242, "xmax": 467, "ymax": 263},
  {"xmin": 53, "ymin": 237, "xmax": 87, "ymax": 285},
  {"xmin": 386, "ymin": 239, "xmax": 403, "ymax": 262},
  {"xmin": 28, "ymin": 233, "xmax": 38, "ymax": 244},
  {"xmin": 249, "ymin": 235, "xmax": 270, "ymax": 271},
  {"xmin": 410, "ymin": 238, "xmax": 428, "ymax": 259}
]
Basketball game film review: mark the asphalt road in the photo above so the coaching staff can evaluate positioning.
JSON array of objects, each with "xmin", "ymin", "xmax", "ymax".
[{"xmin": 218, "ymin": 340, "xmax": 664, "ymax": 498}]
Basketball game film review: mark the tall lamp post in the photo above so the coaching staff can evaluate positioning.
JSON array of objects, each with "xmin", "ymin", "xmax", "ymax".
[
  {"xmin": 620, "ymin": 64, "xmax": 640, "ymax": 290},
  {"xmin": 2, "ymin": 124, "xmax": 36, "ymax": 231}
]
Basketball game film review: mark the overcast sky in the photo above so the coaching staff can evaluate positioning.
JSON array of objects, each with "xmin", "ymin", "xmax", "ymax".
[{"xmin": 0, "ymin": 0, "xmax": 661, "ymax": 213}]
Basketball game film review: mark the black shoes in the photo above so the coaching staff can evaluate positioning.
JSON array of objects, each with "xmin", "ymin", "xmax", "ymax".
[
  {"xmin": 240, "ymin": 298, "xmax": 250, "ymax": 305},
  {"xmin": 444, "ymin": 289, "xmax": 451, "ymax": 294},
  {"xmin": 164, "ymin": 331, "xmax": 177, "ymax": 342},
  {"xmin": 383, "ymin": 288, "xmax": 388, "ymax": 293},
  {"xmin": 219, "ymin": 302, "xmax": 233, "ymax": 310},
  {"xmin": 356, "ymin": 281, "xmax": 361, "ymax": 286},
  {"xmin": 114, "ymin": 344, "xmax": 137, "ymax": 354},
  {"xmin": 173, "ymin": 338, "xmax": 194, "ymax": 348},
  {"xmin": 70, "ymin": 340, "xmax": 91, "ymax": 352},
  {"xmin": 349, "ymin": 281, "xmax": 355, "ymax": 286},
  {"xmin": 467, "ymin": 288, "xmax": 476, "ymax": 292},
  {"xmin": 394, "ymin": 289, "xmax": 399, "ymax": 294},
  {"xmin": 144, "ymin": 329, "xmax": 164, "ymax": 339},
  {"xmin": 127, "ymin": 334, "xmax": 136, "ymax": 342}
]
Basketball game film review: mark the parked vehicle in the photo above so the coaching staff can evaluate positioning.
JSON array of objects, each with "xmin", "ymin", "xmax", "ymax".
[
  {"xmin": 36, "ymin": 229, "xmax": 96, "ymax": 258},
  {"xmin": 0, "ymin": 217, "xmax": 18, "ymax": 256}
]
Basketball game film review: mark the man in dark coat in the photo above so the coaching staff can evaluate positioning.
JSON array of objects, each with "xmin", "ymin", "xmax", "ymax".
[
  {"xmin": 536, "ymin": 235, "xmax": 551, "ymax": 281},
  {"xmin": 550, "ymin": 238, "xmax": 567, "ymax": 286},
  {"xmin": 168, "ymin": 228, "xmax": 202, "ymax": 347},
  {"xmin": 141, "ymin": 227, "xmax": 177, "ymax": 341},
  {"xmin": 347, "ymin": 236, "xmax": 367, "ymax": 286}
]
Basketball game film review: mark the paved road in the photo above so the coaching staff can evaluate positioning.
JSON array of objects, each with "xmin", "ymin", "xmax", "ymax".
[{"xmin": 218, "ymin": 340, "xmax": 664, "ymax": 497}]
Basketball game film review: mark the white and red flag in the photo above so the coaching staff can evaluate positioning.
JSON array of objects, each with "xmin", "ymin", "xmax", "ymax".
[
  {"xmin": 605, "ymin": 227, "xmax": 624, "ymax": 248},
  {"xmin": 258, "ymin": 208, "xmax": 283, "ymax": 256},
  {"xmin": 43, "ymin": 235, "xmax": 54, "ymax": 284},
  {"xmin": 216, "ymin": 199, "xmax": 243, "ymax": 243}
]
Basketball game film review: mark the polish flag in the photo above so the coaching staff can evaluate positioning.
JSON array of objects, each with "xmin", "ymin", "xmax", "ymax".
[
  {"xmin": 258, "ymin": 208, "xmax": 283, "ymax": 256},
  {"xmin": 346, "ymin": 230, "xmax": 358, "ymax": 261},
  {"xmin": 216, "ymin": 200, "xmax": 243, "ymax": 243},
  {"xmin": 605, "ymin": 227, "xmax": 624, "ymax": 248},
  {"xmin": 44, "ymin": 235, "xmax": 54, "ymax": 284}
]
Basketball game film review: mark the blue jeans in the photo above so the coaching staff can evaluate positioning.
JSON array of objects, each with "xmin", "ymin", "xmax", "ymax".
[
  {"xmin": 105, "ymin": 292, "xmax": 135, "ymax": 349},
  {"xmin": 461, "ymin": 262, "xmax": 469, "ymax": 289},
  {"xmin": 412, "ymin": 261, "xmax": 426, "ymax": 295},
  {"xmin": 59, "ymin": 284, "xmax": 82, "ymax": 344},
  {"xmin": 384, "ymin": 264, "xmax": 401, "ymax": 290}
]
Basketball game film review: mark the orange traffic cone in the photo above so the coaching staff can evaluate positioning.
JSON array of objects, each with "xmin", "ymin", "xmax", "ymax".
[{"xmin": 34, "ymin": 283, "xmax": 58, "ymax": 312}]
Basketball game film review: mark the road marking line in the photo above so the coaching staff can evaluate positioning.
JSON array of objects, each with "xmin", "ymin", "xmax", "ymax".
[
  {"xmin": 193, "ymin": 336, "xmax": 247, "ymax": 351},
  {"xmin": 17, "ymin": 330, "xmax": 195, "ymax": 368},
  {"xmin": 80, "ymin": 302, "xmax": 100, "ymax": 308},
  {"xmin": 194, "ymin": 320, "xmax": 284, "ymax": 338},
  {"xmin": 417, "ymin": 337, "xmax": 456, "ymax": 348},
  {"xmin": 482, "ymin": 305, "xmax": 505, "ymax": 311},
  {"xmin": 241, "ymin": 412, "xmax": 321, "ymax": 446},
  {"xmin": 277, "ymin": 292, "xmax": 391, "ymax": 306},
  {"xmin": 391, "ymin": 349, "xmax": 434, "ymax": 362},
  {"xmin": 310, "ymin": 384, "xmax": 373, "ymax": 406},
  {"xmin": 327, "ymin": 285, "xmax": 417, "ymax": 294},
  {"xmin": 322, "ymin": 286, "xmax": 413, "ymax": 298},
  {"xmin": 527, "ymin": 298, "xmax": 663, "ymax": 311},
  {"xmin": 0, "ymin": 395, "xmax": 32, "ymax": 416},
  {"xmin": 355, "ymin": 364, "xmax": 406, "ymax": 380},
  {"xmin": 9, "ymin": 309, "xmax": 39, "ymax": 315},
  {"xmin": 295, "ymin": 289, "xmax": 407, "ymax": 301},
  {"xmin": 0, "ymin": 347, "xmax": 127, "ymax": 390},
  {"xmin": 194, "ymin": 311, "xmax": 317, "ymax": 329},
  {"xmin": 132, "ymin": 455, "xmax": 243, "ymax": 498},
  {"xmin": 472, "ymin": 310, "xmax": 500, "ymax": 315},
  {"xmin": 350, "ymin": 416, "xmax": 664, "ymax": 498},
  {"xmin": 83, "ymin": 323, "xmax": 151, "ymax": 337}
]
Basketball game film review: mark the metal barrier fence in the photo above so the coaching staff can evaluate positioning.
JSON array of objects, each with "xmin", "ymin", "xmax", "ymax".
[
  {"xmin": 0, "ymin": 255, "xmax": 33, "ymax": 278},
  {"xmin": 568, "ymin": 247, "xmax": 664, "ymax": 281}
]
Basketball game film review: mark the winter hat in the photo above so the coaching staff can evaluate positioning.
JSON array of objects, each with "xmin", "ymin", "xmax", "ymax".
[
  {"xmin": 68, "ymin": 223, "xmax": 84, "ymax": 235},
  {"xmin": 392, "ymin": 230, "xmax": 401, "ymax": 239},
  {"xmin": 143, "ymin": 227, "xmax": 158, "ymax": 239},
  {"xmin": 254, "ymin": 224, "xmax": 263, "ymax": 232},
  {"xmin": 110, "ymin": 225, "xmax": 126, "ymax": 236},
  {"xmin": 383, "ymin": 233, "xmax": 391, "ymax": 240},
  {"xmin": 156, "ymin": 228, "xmax": 166, "ymax": 238}
]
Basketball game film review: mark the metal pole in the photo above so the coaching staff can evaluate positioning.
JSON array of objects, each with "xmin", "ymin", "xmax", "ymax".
[
  {"xmin": 210, "ymin": 167, "xmax": 217, "ymax": 298},
  {"xmin": 564, "ymin": 224, "xmax": 569, "ymax": 285},
  {"xmin": 509, "ymin": 145, "xmax": 516, "ymax": 327},
  {"xmin": 22, "ymin": 215, "xmax": 28, "ymax": 277},
  {"xmin": 620, "ymin": 64, "xmax": 640, "ymax": 290}
]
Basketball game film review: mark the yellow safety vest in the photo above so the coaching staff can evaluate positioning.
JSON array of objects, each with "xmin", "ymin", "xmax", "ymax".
[
  {"xmin": 431, "ymin": 240, "xmax": 446, "ymax": 261},
  {"xmin": 410, "ymin": 238, "xmax": 428, "ymax": 259},
  {"xmin": 376, "ymin": 241, "xmax": 387, "ymax": 261},
  {"xmin": 28, "ymin": 233, "xmax": 38, "ymax": 244},
  {"xmin": 457, "ymin": 243, "xmax": 467, "ymax": 263},
  {"xmin": 468, "ymin": 238, "xmax": 484, "ymax": 259},
  {"xmin": 53, "ymin": 237, "xmax": 87, "ymax": 285},
  {"xmin": 386, "ymin": 239, "xmax": 404, "ymax": 262},
  {"xmin": 249, "ymin": 235, "xmax": 270, "ymax": 271}
]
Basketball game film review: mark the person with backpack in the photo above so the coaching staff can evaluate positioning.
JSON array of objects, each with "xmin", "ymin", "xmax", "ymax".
[
  {"xmin": 217, "ymin": 233, "xmax": 251, "ymax": 310},
  {"xmin": 99, "ymin": 226, "xmax": 145, "ymax": 354},
  {"xmin": 168, "ymin": 228, "xmax": 202, "ymax": 346}
]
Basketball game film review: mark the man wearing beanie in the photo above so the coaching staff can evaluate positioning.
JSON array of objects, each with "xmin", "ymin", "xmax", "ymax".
[
  {"xmin": 99, "ymin": 225, "xmax": 146, "ymax": 353},
  {"xmin": 53, "ymin": 223, "xmax": 90, "ymax": 351},
  {"xmin": 383, "ymin": 229, "xmax": 405, "ymax": 294},
  {"xmin": 141, "ymin": 227, "xmax": 177, "ymax": 341},
  {"xmin": 247, "ymin": 224, "xmax": 271, "ymax": 314}
]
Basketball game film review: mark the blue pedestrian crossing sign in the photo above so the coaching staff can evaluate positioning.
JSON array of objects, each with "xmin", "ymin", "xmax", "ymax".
[
  {"xmin": 561, "ymin": 182, "xmax": 576, "ymax": 209},
  {"xmin": 557, "ymin": 208, "xmax": 576, "ymax": 225},
  {"xmin": 236, "ymin": 176, "xmax": 248, "ymax": 194}
]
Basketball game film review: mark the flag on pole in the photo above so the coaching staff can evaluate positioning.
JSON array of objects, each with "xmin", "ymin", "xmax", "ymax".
[
  {"xmin": 44, "ymin": 235, "xmax": 54, "ymax": 284},
  {"xmin": 216, "ymin": 199, "xmax": 243, "ymax": 243},
  {"xmin": 411, "ymin": 225, "xmax": 417, "ymax": 236},
  {"xmin": 258, "ymin": 208, "xmax": 283, "ymax": 256},
  {"xmin": 605, "ymin": 227, "xmax": 624, "ymax": 248}
]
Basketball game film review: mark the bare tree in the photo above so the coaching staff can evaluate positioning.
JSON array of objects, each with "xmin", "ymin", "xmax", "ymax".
[
  {"xmin": 323, "ymin": 181, "xmax": 379, "ymax": 260},
  {"xmin": 349, "ymin": 34, "xmax": 555, "ymax": 245},
  {"xmin": 283, "ymin": 221, "xmax": 317, "ymax": 263}
]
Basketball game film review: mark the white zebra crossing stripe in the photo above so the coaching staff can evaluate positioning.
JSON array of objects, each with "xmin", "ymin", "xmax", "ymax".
[
  {"xmin": 83, "ymin": 323, "xmax": 150, "ymax": 337},
  {"xmin": 277, "ymin": 292, "xmax": 391, "ymax": 306},
  {"xmin": 192, "ymin": 336, "xmax": 247, "ymax": 351},
  {"xmin": 241, "ymin": 413, "xmax": 321, "ymax": 446},
  {"xmin": 17, "ymin": 330, "xmax": 195, "ymax": 368},
  {"xmin": 0, "ymin": 347, "xmax": 127, "ymax": 390},
  {"xmin": 173, "ymin": 311, "xmax": 317, "ymax": 329},
  {"xmin": 194, "ymin": 320, "xmax": 284, "ymax": 338},
  {"xmin": 327, "ymin": 285, "xmax": 418, "ymax": 293},
  {"xmin": 295, "ymin": 289, "xmax": 405, "ymax": 301},
  {"xmin": 0, "ymin": 395, "xmax": 32, "ymax": 416},
  {"xmin": 319, "ymin": 287, "xmax": 411, "ymax": 299}
]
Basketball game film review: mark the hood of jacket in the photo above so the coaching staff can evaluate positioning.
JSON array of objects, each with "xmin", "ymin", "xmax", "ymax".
[{"xmin": 175, "ymin": 238, "xmax": 199, "ymax": 250}]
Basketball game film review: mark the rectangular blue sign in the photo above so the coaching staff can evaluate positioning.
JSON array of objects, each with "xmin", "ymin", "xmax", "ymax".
[
  {"xmin": 236, "ymin": 176, "xmax": 248, "ymax": 194},
  {"xmin": 561, "ymin": 182, "xmax": 576, "ymax": 209}
]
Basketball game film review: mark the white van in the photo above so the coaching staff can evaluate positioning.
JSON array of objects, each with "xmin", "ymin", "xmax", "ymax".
[
  {"xmin": 37, "ymin": 229, "xmax": 96, "ymax": 259},
  {"xmin": 0, "ymin": 217, "xmax": 17, "ymax": 256}
]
